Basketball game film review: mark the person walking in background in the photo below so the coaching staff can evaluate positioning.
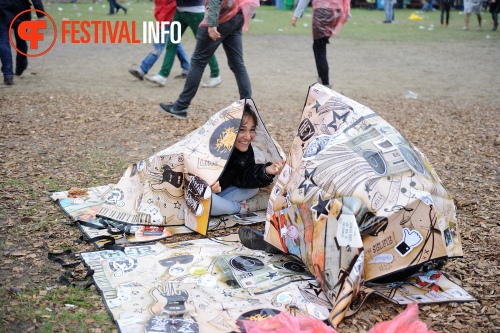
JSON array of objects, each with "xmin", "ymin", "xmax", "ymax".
[
  {"xmin": 421, "ymin": 0, "xmax": 435, "ymax": 11},
  {"xmin": 158, "ymin": 0, "xmax": 259, "ymax": 119},
  {"xmin": 0, "ymin": 0, "xmax": 45, "ymax": 85},
  {"xmin": 383, "ymin": 0, "xmax": 396, "ymax": 23},
  {"xmin": 129, "ymin": 0, "xmax": 190, "ymax": 81},
  {"xmin": 146, "ymin": 0, "xmax": 221, "ymax": 88},
  {"xmin": 291, "ymin": 0, "xmax": 350, "ymax": 89},
  {"xmin": 463, "ymin": 0, "xmax": 482, "ymax": 30},
  {"xmin": 108, "ymin": 0, "xmax": 127, "ymax": 15},
  {"xmin": 440, "ymin": 0, "xmax": 453, "ymax": 26},
  {"xmin": 489, "ymin": 0, "xmax": 499, "ymax": 30}
]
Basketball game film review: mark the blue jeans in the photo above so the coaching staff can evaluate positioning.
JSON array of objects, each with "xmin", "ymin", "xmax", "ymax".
[
  {"xmin": 211, "ymin": 186, "xmax": 259, "ymax": 216},
  {"xmin": 174, "ymin": 12, "xmax": 252, "ymax": 110},
  {"xmin": 0, "ymin": 19, "xmax": 28, "ymax": 77},
  {"xmin": 384, "ymin": 0, "xmax": 394, "ymax": 21},
  {"xmin": 139, "ymin": 26, "xmax": 190, "ymax": 75}
]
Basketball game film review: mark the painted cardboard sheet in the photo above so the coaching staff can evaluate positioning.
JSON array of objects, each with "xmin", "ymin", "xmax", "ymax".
[
  {"xmin": 50, "ymin": 186, "xmax": 268, "ymax": 248},
  {"xmin": 80, "ymin": 235, "xmax": 333, "ymax": 333},
  {"xmin": 96, "ymin": 99, "xmax": 284, "ymax": 235},
  {"xmin": 264, "ymin": 84, "xmax": 463, "ymax": 328}
]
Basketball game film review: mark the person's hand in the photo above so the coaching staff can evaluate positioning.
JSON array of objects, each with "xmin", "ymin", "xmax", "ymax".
[
  {"xmin": 266, "ymin": 160, "xmax": 285, "ymax": 176},
  {"xmin": 291, "ymin": 16, "xmax": 298, "ymax": 27},
  {"xmin": 211, "ymin": 181, "xmax": 221, "ymax": 194},
  {"xmin": 208, "ymin": 26, "xmax": 220, "ymax": 41}
]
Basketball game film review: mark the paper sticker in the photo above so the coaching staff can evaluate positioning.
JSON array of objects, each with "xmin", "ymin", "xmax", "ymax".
[
  {"xmin": 278, "ymin": 164, "xmax": 292, "ymax": 184},
  {"xmin": 306, "ymin": 303, "xmax": 328, "ymax": 320},
  {"xmin": 336, "ymin": 214, "xmax": 363, "ymax": 248},
  {"xmin": 395, "ymin": 228, "xmax": 423, "ymax": 257},
  {"xmin": 411, "ymin": 188, "xmax": 434, "ymax": 206},
  {"xmin": 445, "ymin": 288, "xmax": 471, "ymax": 298},
  {"xmin": 426, "ymin": 290, "xmax": 451, "ymax": 301},
  {"xmin": 368, "ymin": 254, "xmax": 394, "ymax": 264}
]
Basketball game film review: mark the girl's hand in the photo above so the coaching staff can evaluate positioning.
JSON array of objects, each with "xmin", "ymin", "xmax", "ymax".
[
  {"xmin": 291, "ymin": 16, "xmax": 298, "ymax": 27},
  {"xmin": 211, "ymin": 181, "xmax": 221, "ymax": 194},
  {"xmin": 266, "ymin": 160, "xmax": 285, "ymax": 176}
]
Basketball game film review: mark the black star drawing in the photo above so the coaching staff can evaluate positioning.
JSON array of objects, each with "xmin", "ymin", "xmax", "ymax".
[
  {"xmin": 304, "ymin": 282, "xmax": 323, "ymax": 296},
  {"xmin": 311, "ymin": 193, "xmax": 330, "ymax": 220},
  {"xmin": 266, "ymin": 271, "xmax": 278, "ymax": 280},
  {"xmin": 304, "ymin": 168, "xmax": 317, "ymax": 186},
  {"xmin": 312, "ymin": 101, "xmax": 321, "ymax": 112},
  {"xmin": 174, "ymin": 201, "xmax": 181, "ymax": 209},
  {"xmin": 327, "ymin": 111, "xmax": 349, "ymax": 132},
  {"xmin": 298, "ymin": 176, "xmax": 315, "ymax": 197}
]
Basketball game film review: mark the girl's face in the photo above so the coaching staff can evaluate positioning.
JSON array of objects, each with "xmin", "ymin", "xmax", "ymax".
[{"xmin": 234, "ymin": 114, "xmax": 256, "ymax": 152}]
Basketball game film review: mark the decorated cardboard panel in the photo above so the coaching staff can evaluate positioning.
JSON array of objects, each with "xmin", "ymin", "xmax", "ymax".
[
  {"xmin": 264, "ymin": 84, "xmax": 463, "ymax": 327},
  {"xmin": 50, "ymin": 186, "xmax": 268, "ymax": 248},
  {"xmin": 96, "ymin": 99, "xmax": 284, "ymax": 235},
  {"xmin": 80, "ymin": 236, "xmax": 333, "ymax": 333}
]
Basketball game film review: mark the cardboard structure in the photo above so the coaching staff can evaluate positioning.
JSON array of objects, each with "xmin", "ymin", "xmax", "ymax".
[
  {"xmin": 264, "ymin": 84, "xmax": 463, "ymax": 327},
  {"xmin": 95, "ymin": 99, "xmax": 284, "ymax": 235}
]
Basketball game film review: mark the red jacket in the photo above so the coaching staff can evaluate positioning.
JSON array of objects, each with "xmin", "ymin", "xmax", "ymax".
[{"xmin": 154, "ymin": 0, "xmax": 176, "ymax": 23}]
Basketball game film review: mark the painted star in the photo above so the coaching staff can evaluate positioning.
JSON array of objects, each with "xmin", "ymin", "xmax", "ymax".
[
  {"xmin": 304, "ymin": 282, "xmax": 323, "ymax": 297},
  {"xmin": 327, "ymin": 111, "xmax": 349, "ymax": 132},
  {"xmin": 311, "ymin": 193, "xmax": 330, "ymax": 220},
  {"xmin": 174, "ymin": 201, "xmax": 181, "ymax": 209},
  {"xmin": 304, "ymin": 168, "xmax": 317, "ymax": 184},
  {"xmin": 312, "ymin": 101, "xmax": 321, "ymax": 112},
  {"xmin": 266, "ymin": 271, "xmax": 278, "ymax": 280},
  {"xmin": 298, "ymin": 177, "xmax": 316, "ymax": 197}
]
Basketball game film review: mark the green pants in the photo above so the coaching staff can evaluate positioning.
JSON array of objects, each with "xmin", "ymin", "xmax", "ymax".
[{"xmin": 159, "ymin": 11, "xmax": 219, "ymax": 78}]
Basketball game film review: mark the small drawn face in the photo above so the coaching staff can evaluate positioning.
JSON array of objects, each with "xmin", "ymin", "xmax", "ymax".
[
  {"xmin": 286, "ymin": 225, "xmax": 299, "ymax": 239},
  {"xmin": 234, "ymin": 114, "xmax": 256, "ymax": 152}
]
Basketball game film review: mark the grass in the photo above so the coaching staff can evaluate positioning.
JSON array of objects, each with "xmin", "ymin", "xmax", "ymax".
[
  {"xmin": 0, "ymin": 148, "xmax": 127, "ymax": 333},
  {"xmin": 40, "ymin": 1, "xmax": 499, "ymax": 43},
  {"xmin": 0, "ymin": 286, "xmax": 113, "ymax": 333}
]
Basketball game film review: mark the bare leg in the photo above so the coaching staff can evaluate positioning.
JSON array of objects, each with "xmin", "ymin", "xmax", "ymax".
[
  {"xmin": 477, "ymin": 14, "xmax": 482, "ymax": 28},
  {"xmin": 464, "ymin": 13, "xmax": 471, "ymax": 29}
]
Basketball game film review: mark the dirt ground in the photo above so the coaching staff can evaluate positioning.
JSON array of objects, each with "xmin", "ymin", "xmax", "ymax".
[{"xmin": 1, "ymin": 32, "xmax": 499, "ymax": 333}]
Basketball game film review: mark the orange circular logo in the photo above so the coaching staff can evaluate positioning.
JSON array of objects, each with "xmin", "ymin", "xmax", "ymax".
[{"xmin": 9, "ymin": 9, "xmax": 57, "ymax": 57}]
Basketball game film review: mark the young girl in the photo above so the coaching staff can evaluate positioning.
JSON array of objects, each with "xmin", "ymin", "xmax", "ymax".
[{"xmin": 210, "ymin": 106, "xmax": 284, "ymax": 216}]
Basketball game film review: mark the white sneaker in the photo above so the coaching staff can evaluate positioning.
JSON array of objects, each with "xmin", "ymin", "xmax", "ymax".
[
  {"xmin": 145, "ymin": 74, "xmax": 167, "ymax": 87},
  {"xmin": 201, "ymin": 76, "xmax": 222, "ymax": 88}
]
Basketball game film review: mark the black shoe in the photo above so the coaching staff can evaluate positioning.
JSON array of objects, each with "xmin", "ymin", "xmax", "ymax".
[
  {"xmin": 15, "ymin": 63, "xmax": 27, "ymax": 76},
  {"xmin": 238, "ymin": 227, "xmax": 282, "ymax": 254},
  {"xmin": 128, "ymin": 68, "xmax": 144, "ymax": 80},
  {"xmin": 4, "ymin": 75, "xmax": 13, "ymax": 85},
  {"xmin": 174, "ymin": 73, "xmax": 188, "ymax": 79},
  {"xmin": 383, "ymin": 20, "xmax": 391, "ymax": 23},
  {"xmin": 124, "ymin": 8, "xmax": 127, "ymax": 14},
  {"xmin": 159, "ymin": 103, "xmax": 188, "ymax": 119}
]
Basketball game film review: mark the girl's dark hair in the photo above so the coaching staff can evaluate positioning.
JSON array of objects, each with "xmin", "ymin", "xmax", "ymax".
[{"xmin": 243, "ymin": 103, "xmax": 258, "ymax": 126}]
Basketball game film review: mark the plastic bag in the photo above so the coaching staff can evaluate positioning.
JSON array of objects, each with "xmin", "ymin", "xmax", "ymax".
[
  {"xmin": 240, "ymin": 312, "xmax": 338, "ymax": 333},
  {"xmin": 368, "ymin": 304, "xmax": 437, "ymax": 333}
]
